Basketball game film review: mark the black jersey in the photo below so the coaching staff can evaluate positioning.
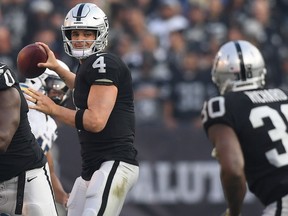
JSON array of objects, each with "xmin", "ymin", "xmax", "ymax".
[
  {"xmin": 202, "ymin": 88, "xmax": 288, "ymax": 205},
  {"xmin": 73, "ymin": 52, "xmax": 138, "ymax": 180},
  {"xmin": 0, "ymin": 63, "xmax": 46, "ymax": 182}
]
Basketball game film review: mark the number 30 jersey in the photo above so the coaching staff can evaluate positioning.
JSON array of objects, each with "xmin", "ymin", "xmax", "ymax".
[{"xmin": 201, "ymin": 88, "xmax": 288, "ymax": 206}]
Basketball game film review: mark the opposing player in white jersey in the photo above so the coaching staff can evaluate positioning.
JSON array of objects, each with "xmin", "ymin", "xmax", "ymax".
[{"xmin": 21, "ymin": 60, "xmax": 70, "ymax": 214}]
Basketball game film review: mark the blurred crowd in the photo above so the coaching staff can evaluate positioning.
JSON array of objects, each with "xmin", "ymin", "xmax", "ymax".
[{"xmin": 1, "ymin": 0, "xmax": 288, "ymax": 129}]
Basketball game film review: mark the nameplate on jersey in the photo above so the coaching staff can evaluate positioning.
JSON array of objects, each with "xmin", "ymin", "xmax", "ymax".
[{"xmin": 244, "ymin": 89, "xmax": 288, "ymax": 103}]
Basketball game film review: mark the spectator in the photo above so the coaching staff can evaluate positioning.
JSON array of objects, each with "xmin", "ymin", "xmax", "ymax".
[
  {"xmin": 164, "ymin": 49, "xmax": 217, "ymax": 129},
  {"xmin": 147, "ymin": 0, "xmax": 189, "ymax": 51},
  {"xmin": 0, "ymin": 25, "xmax": 17, "ymax": 72}
]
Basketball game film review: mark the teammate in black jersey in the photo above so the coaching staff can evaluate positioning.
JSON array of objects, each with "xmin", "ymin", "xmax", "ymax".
[
  {"xmin": 0, "ymin": 63, "xmax": 57, "ymax": 215},
  {"xmin": 21, "ymin": 60, "xmax": 71, "ymax": 215},
  {"xmin": 201, "ymin": 40, "xmax": 288, "ymax": 216},
  {"xmin": 24, "ymin": 3, "xmax": 139, "ymax": 216}
]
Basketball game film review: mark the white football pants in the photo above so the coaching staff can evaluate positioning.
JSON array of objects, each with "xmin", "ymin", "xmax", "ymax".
[
  {"xmin": 0, "ymin": 163, "xmax": 57, "ymax": 216},
  {"xmin": 67, "ymin": 161, "xmax": 139, "ymax": 216}
]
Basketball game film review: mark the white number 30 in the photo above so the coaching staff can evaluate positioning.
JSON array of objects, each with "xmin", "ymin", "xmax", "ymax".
[
  {"xmin": 202, "ymin": 96, "xmax": 288, "ymax": 168},
  {"xmin": 250, "ymin": 105, "xmax": 288, "ymax": 167}
]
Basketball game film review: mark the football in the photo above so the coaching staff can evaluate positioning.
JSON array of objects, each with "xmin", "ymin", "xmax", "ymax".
[{"xmin": 17, "ymin": 44, "xmax": 48, "ymax": 78}]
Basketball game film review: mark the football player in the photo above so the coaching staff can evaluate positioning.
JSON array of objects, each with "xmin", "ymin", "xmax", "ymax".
[
  {"xmin": 201, "ymin": 40, "xmax": 288, "ymax": 215},
  {"xmin": 20, "ymin": 59, "xmax": 71, "ymax": 215},
  {"xmin": 23, "ymin": 3, "xmax": 139, "ymax": 216},
  {"xmin": 0, "ymin": 62, "xmax": 58, "ymax": 215}
]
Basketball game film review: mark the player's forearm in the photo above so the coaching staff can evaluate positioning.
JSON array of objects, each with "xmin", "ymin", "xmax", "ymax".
[
  {"xmin": 221, "ymin": 173, "xmax": 246, "ymax": 216},
  {"xmin": 51, "ymin": 105, "xmax": 77, "ymax": 128},
  {"xmin": 54, "ymin": 64, "xmax": 75, "ymax": 89},
  {"xmin": 51, "ymin": 173, "xmax": 69, "ymax": 205},
  {"xmin": 58, "ymin": 72, "xmax": 75, "ymax": 90},
  {"xmin": 51, "ymin": 105, "xmax": 106, "ymax": 132}
]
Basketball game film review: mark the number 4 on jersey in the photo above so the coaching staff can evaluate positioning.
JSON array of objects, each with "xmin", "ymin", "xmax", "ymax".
[{"xmin": 92, "ymin": 56, "xmax": 106, "ymax": 73}]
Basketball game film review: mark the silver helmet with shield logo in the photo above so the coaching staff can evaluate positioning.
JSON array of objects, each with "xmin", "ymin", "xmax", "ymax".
[
  {"xmin": 61, "ymin": 3, "xmax": 109, "ymax": 59},
  {"xmin": 212, "ymin": 40, "xmax": 266, "ymax": 95}
]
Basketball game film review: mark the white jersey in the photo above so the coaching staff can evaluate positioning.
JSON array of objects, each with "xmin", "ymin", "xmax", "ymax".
[
  {"xmin": 28, "ymin": 108, "xmax": 58, "ymax": 154},
  {"xmin": 20, "ymin": 82, "xmax": 58, "ymax": 154}
]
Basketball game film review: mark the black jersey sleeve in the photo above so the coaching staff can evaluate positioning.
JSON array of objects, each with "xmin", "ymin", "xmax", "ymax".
[
  {"xmin": 84, "ymin": 53, "xmax": 122, "ymax": 88},
  {"xmin": 0, "ymin": 63, "xmax": 17, "ymax": 90},
  {"xmin": 201, "ymin": 95, "xmax": 235, "ymax": 133}
]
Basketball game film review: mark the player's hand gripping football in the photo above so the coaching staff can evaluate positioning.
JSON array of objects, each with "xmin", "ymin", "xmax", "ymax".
[
  {"xmin": 35, "ymin": 42, "xmax": 60, "ymax": 72},
  {"xmin": 23, "ymin": 87, "xmax": 57, "ymax": 116}
]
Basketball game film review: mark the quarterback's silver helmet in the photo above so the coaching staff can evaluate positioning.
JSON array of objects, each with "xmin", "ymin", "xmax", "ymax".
[
  {"xmin": 212, "ymin": 40, "xmax": 266, "ymax": 95},
  {"xmin": 61, "ymin": 3, "xmax": 109, "ymax": 59}
]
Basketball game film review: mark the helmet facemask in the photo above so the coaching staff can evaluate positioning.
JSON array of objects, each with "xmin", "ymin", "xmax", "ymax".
[
  {"xmin": 25, "ymin": 60, "xmax": 71, "ymax": 106},
  {"xmin": 45, "ymin": 76, "xmax": 71, "ymax": 105}
]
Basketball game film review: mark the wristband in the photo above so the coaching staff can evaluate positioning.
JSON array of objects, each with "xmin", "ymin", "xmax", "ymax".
[{"xmin": 75, "ymin": 109, "xmax": 85, "ymax": 130}]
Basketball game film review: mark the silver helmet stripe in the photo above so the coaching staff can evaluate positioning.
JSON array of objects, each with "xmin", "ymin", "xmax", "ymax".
[
  {"xmin": 76, "ymin": 3, "xmax": 86, "ymax": 21},
  {"xmin": 234, "ymin": 41, "xmax": 246, "ymax": 81}
]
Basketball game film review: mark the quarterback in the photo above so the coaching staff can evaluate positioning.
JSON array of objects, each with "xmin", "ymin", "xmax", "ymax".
[{"xmin": 24, "ymin": 3, "xmax": 139, "ymax": 216}]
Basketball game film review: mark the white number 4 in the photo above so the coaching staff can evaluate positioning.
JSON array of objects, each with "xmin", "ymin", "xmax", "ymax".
[{"xmin": 92, "ymin": 56, "xmax": 106, "ymax": 73}]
